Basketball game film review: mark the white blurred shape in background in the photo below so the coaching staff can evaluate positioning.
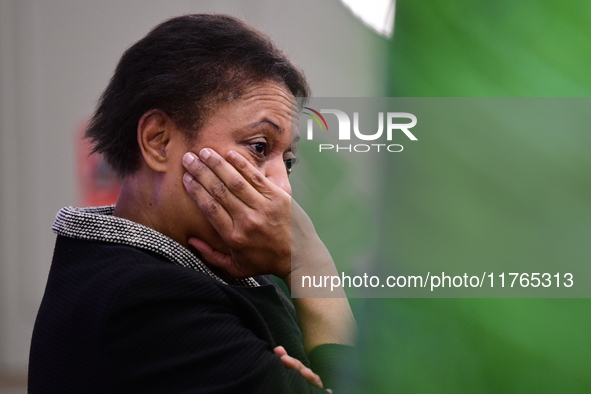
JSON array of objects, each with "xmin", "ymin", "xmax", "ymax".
[{"xmin": 340, "ymin": 0, "xmax": 395, "ymax": 38}]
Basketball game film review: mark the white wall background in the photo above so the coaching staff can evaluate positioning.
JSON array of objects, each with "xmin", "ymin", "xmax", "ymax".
[{"xmin": 0, "ymin": 0, "xmax": 386, "ymax": 385}]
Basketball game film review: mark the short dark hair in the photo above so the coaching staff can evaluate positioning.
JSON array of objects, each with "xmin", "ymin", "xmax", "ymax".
[{"xmin": 86, "ymin": 14, "xmax": 310, "ymax": 177}]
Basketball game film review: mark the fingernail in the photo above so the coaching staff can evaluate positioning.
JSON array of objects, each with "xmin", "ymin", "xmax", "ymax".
[
  {"xmin": 199, "ymin": 148, "xmax": 211, "ymax": 160},
  {"xmin": 183, "ymin": 152, "xmax": 196, "ymax": 165},
  {"xmin": 183, "ymin": 172, "xmax": 193, "ymax": 183}
]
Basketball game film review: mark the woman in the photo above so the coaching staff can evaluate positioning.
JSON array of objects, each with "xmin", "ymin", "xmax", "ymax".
[{"xmin": 29, "ymin": 14, "xmax": 355, "ymax": 393}]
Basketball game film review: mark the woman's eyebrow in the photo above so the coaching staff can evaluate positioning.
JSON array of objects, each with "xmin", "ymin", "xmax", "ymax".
[{"xmin": 248, "ymin": 119, "xmax": 283, "ymax": 133}]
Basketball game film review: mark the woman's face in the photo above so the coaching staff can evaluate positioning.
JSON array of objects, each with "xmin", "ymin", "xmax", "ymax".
[
  {"xmin": 173, "ymin": 80, "xmax": 300, "ymax": 253},
  {"xmin": 190, "ymin": 81, "xmax": 299, "ymax": 195}
]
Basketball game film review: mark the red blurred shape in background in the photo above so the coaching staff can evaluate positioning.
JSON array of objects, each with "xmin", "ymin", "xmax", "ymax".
[{"xmin": 76, "ymin": 120, "xmax": 121, "ymax": 206}]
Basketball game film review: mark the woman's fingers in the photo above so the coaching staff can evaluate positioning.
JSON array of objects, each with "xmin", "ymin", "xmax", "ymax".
[
  {"xmin": 280, "ymin": 355, "xmax": 323, "ymax": 389},
  {"xmin": 274, "ymin": 346, "xmax": 324, "ymax": 389},
  {"xmin": 225, "ymin": 149, "xmax": 280, "ymax": 199},
  {"xmin": 182, "ymin": 148, "xmax": 292, "ymax": 279},
  {"xmin": 273, "ymin": 346, "xmax": 288, "ymax": 357},
  {"xmin": 182, "ymin": 171, "xmax": 233, "ymax": 235},
  {"xmin": 183, "ymin": 150, "xmax": 262, "ymax": 211}
]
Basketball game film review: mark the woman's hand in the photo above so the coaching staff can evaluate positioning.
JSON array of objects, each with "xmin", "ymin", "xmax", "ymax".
[
  {"xmin": 183, "ymin": 147, "xmax": 356, "ymax": 355},
  {"xmin": 182, "ymin": 148, "xmax": 294, "ymax": 279},
  {"xmin": 274, "ymin": 346, "xmax": 330, "ymax": 391}
]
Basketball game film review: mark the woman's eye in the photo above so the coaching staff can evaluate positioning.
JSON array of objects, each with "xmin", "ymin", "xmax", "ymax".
[
  {"xmin": 251, "ymin": 142, "xmax": 268, "ymax": 155},
  {"xmin": 284, "ymin": 157, "xmax": 298, "ymax": 174}
]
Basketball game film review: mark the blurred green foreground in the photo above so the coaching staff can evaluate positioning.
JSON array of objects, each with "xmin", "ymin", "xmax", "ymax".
[{"xmin": 339, "ymin": 1, "xmax": 591, "ymax": 392}]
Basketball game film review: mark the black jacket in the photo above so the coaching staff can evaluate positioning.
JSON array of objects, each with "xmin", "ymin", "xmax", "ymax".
[{"xmin": 29, "ymin": 235, "xmax": 346, "ymax": 393}]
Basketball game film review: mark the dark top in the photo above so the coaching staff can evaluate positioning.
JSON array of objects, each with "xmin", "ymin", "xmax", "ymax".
[{"xmin": 28, "ymin": 235, "xmax": 347, "ymax": 393}]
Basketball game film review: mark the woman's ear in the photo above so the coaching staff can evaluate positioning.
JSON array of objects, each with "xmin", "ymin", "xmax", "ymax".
[{"xmin": 137, "ymin": 109, "xmax": 175, "ymax": 173}]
